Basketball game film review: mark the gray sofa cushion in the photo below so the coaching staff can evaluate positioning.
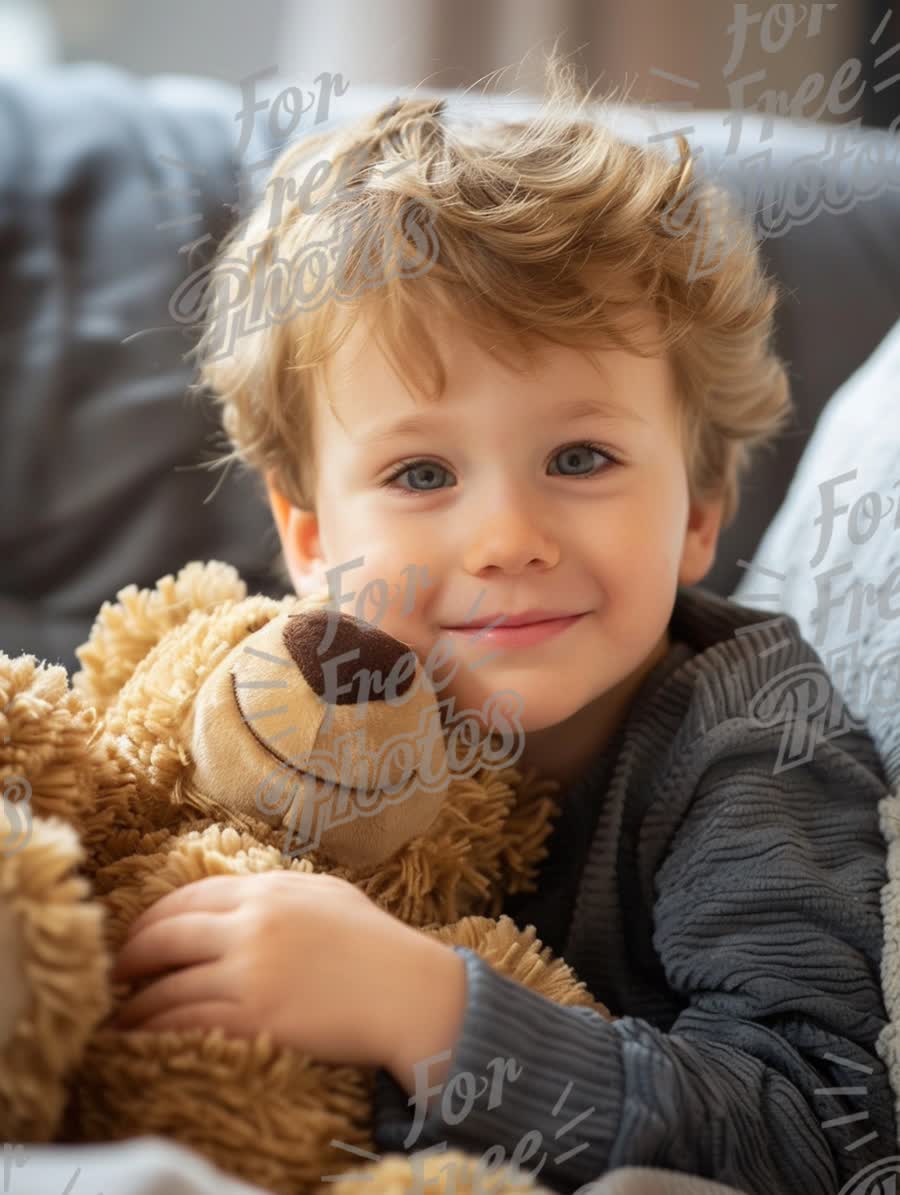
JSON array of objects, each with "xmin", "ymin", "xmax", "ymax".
[{"xmin": 0, "ymin": 64, "xmax": 290, "ymax": 671}]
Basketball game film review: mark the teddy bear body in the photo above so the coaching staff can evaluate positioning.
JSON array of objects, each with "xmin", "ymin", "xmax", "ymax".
[{"xmin": 0, "ymin": 561, "xmax": 611, "ymax": 1195}]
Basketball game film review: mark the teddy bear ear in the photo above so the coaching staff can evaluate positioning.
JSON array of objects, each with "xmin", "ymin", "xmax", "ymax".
[{"xmin": 71, "ymin": 560, "xmax": 248, "ymax": 715}]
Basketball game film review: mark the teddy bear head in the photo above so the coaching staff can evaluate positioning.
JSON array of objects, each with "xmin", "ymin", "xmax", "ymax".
[
  {"xmin": 70, "ymin": 560, "xmax": 558, "ymax": 916},
  {"xmin": 189, "ymin": 597, "xmax": 470, "ymax": 870}
]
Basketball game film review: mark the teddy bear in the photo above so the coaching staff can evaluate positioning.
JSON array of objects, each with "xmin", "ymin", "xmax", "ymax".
[{"xmin": 0, "ymin": 559, "xmax": 613, "ymax": 1195}]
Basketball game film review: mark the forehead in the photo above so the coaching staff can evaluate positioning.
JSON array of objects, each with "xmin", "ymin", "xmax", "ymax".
[{"xmin": 316, "ymin": 297, "xmax": 675, "ymax": 437}]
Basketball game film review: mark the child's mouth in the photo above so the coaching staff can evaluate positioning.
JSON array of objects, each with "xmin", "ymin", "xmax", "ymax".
[{"xmin": 441, "ymin": 613, "xmax": 586, "ymax": 648}]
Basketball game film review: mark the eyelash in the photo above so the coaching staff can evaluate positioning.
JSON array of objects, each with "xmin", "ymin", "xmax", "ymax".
[{"xmin": 380, "ymin": 441, "xmax": 622, "ymax": 496}]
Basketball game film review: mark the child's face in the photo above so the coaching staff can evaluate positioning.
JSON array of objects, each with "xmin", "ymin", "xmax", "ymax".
[{"xmin": 268, "ymin": 304, "xmax": 723, "ymax": 750}]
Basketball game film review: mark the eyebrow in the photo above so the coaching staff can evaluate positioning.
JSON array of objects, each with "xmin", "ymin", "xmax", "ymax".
[{"xmin": 359, "ymin": 395, "xmax": 647, "ymax": 444}]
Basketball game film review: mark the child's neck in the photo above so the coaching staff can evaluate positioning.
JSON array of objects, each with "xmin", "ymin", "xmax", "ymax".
[{"xmin": 515, "ymin": 627, "xmax": 673, "ymax": 791}]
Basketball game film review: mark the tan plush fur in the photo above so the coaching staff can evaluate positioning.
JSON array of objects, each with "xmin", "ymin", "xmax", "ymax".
[{"xmin": 0, "ymin": 559, "xmax": 612, "ymax": 1195}]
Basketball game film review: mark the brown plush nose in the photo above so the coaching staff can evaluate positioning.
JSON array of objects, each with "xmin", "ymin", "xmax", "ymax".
[{"xmin": 282, "ymin": 610, "xmax": 416, "ymax": 704}]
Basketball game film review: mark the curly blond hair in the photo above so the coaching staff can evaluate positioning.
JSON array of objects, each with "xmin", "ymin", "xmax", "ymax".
[{"xmin": 188, "ymin": 51, "xmax": 792, "ymax": 586}]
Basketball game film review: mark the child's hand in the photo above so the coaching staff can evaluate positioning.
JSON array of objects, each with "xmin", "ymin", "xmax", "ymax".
[{"xmin": 110, "ymin": 872, "xmax": 466, "ymax": 1074}]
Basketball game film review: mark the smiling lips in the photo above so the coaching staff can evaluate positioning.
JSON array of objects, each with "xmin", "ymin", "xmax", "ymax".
[
  {"xmin": 448, "ymin": 609, "xmax": 581, "ymax": 629},
  {"xmin": 441, "ymin": 611, "xmax": 587, "ymax": 648}
]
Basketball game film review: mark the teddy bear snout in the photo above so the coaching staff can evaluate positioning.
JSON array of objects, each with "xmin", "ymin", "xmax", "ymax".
[{"xmin": 282, "ymin": 610, "xmax": 416, "ymax": 706}]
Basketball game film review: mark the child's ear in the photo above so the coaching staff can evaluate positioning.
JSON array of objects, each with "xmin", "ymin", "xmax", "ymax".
[
  {"xmin": 678, "ymin": 493, "xmax": 725, "ymax": 588},
  {"xmin": 265, "ymin": 474, "xmax": 328, "ymax": 597}
]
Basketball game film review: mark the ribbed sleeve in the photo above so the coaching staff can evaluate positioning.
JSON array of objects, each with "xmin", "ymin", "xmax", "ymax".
[
  {"xmin": 640, "ymin": 717, "xmax": 894, "ymax": 1192},
  {"xmin": 373, "ymin": 946, "xmax": 623, "ymax": 1192},
  {"xmin": 372, "ymin": 590, "xmax": 897, "ymax": 1194}
]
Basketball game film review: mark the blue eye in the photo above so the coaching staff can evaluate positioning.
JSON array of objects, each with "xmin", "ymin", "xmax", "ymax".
[
  {"xmin": 382, "ymin": 442, "xmax": 620, "ymax": 495},
  {"xmin": 384, "ymin": 460, "xmax": 454, "ymax": 493},
  {"xmin": 548, "ymin": 443, "xmax": 617, "ymax": 477}
]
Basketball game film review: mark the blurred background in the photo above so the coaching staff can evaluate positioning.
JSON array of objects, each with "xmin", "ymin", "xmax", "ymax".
[
  {"xmin": 0, "ymin": 0, "xmax": 897, "ymax": 671},
  {"xmin": 0, "ymin": 0, "xmax": 897, "ymax": 127}
]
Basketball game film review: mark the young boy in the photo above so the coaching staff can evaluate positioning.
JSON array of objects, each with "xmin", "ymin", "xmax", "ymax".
[{"xmin": 177, "ymin": 60, "xmax": 896, "ymax": 1195}]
